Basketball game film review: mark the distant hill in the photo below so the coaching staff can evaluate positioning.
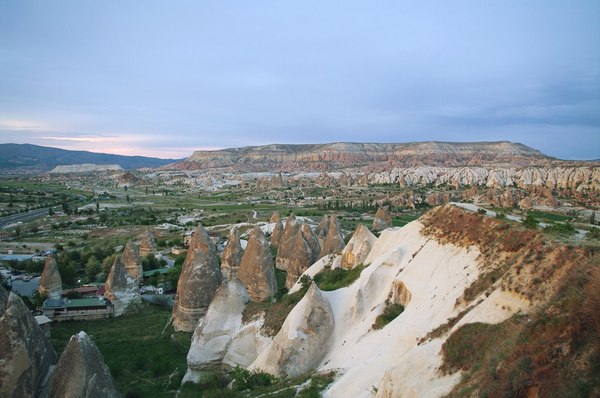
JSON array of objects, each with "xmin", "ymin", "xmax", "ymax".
[
  {"xmin": 173, "ymin": 141, "xmax": 552, "ymax": 172},
  {"xmin": 0, "ymin": 143, "xmax": 179, "ymax": 173}
]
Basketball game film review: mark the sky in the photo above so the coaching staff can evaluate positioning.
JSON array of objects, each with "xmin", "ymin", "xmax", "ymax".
[{"xmin": 1, "ymin": 1, "xmax": 599, "ymax": 160}]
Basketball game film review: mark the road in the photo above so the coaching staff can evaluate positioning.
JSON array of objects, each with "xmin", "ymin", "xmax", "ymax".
[{"xmin": 0, "ymin": 207, "xmax": 55, "ymax": 229}]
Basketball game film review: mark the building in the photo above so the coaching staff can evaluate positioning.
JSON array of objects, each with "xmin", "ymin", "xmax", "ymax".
[{"xmin": 42, "ymin": 297, "xmax": 111, "ymax": 321}]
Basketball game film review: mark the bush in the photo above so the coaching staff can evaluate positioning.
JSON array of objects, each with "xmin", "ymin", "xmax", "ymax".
[
  {"xmin": 373, "ymin": 300, "xmax": 405, "ymax": 329},
  {"xmin": 313, "ymin": 265, "xmax": 365, "ymax": 291},
  {"xmin": 230, "ymin": 366, "xmax": 275, "ymax": 391}
]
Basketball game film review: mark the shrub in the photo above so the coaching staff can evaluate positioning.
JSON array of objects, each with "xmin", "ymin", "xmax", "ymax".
[
  {"xmin": 230, "ymin": 366, "xmax": 276, "ymax": 391},
  {"xmin": 373, "ymin": 300, "xmax": 404, "ymax": 329},
  {"xmin": 313, "ymin": 265, "xmax": 365, "ymax": 291}
]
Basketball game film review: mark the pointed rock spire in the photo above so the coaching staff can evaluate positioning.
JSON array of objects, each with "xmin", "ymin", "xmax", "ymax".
[
  {"xmin": 173, "ymin": 224, "xmax": 223, "ymax": 332},
  {"xmin": 275, "ymin": 214, "xmax": 301, "ymax": 271},
  {"xmin": 139, "ymin": 230, "xmax": 157, "ymax": 257},
  {"xmin": 250, "ymin": 283, "xmax": 334, "ymax": 377},
  {"xmin": 43, "ymin": 331, "xmax": 119, "ymax": 398},
  {"xmin": 301, "ymin": 223, "xmax": 321, "ymax": 263},
  {"xmin": 314, "ymin": 215, "xmax": 330, "ymax": 245},
  {"xmin": 121, "ymin": 240, "xmax": 143, "ymax": 282},
  {"xmin": 319, "ymin": 216, "xmax": 345, "ymax": 258},
  {"xmin": 285, "ymin": 231, "xmax": 315, "ymax": 289},
  {"xmin": 184, "ymin": 279, "xmax": 250, "ymax": 382},
  {"xmin": 0, "ymin": 285, "xmax": 57, "ymax": 398},
  {"xmin": 270, "ymin": 211, "xmax": 281, "ymax": 223},
  {"xmin": 270, "ymin": 220, "xmax": 284, "ymax": 247},
  {"xmin": 104, "ymin": 256, "xmax": 140, "ymax": 316},
  {"xmin": 341, "ymin": 224, "xmax": 376, "ymax": 269},
  {"xmin": 38, "ymin": 255, "xmax": 62, "ymax": 299},
  {"xmin": 237, "ymin": 226, "xmax": 277, "ymax": 302},
  {"xmin": 373, "ymin": 206, "xmax": 392, "ymax": 231},
  {"xmin": 221, "ymin": 228, "xmax": 244, "ymax": 280}
]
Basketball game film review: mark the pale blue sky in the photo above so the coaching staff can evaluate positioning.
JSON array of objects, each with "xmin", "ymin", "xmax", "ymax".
[{"xmin": 1, "ymin": 1, "xmax": 599, "ymax": 159}]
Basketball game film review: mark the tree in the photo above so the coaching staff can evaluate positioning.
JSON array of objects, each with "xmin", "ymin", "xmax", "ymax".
[
  {"xmin": 86, "ymin": 256, "xmax": 101, "ymax": 280},
  {"xmin": 31, "ymin": 291, "xmax": 48, "ymax": 309},
  {"xmin": 48, "ymin": 207, "xmax": 54, "ymax": 216}
]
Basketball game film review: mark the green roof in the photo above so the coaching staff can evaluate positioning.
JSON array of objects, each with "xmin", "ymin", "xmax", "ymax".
[
  {"xmin": 143, "ymin": 268, "xmax": 172, "ymax": 277},
  {"xmin": 63, "ymin": 298, "xmax": 108, "ymax": 308}
]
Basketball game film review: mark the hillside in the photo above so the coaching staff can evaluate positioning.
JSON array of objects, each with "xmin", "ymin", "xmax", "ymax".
[
  {"xmin": 0, "ymin": 143, "xmax": 178, "ymax": 173},
  {"xmin": 174, "ymin": 141, "xmax": 551, "ymax": 172}
]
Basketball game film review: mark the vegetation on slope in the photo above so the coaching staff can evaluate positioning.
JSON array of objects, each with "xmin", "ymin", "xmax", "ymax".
[{"xmin": 313, "ymin": 264, "xmax": 366, "ymax": 291}]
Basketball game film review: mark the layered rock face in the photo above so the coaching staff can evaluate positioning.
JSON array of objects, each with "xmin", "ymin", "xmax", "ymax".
[
  {"xmin": 104, "ymin": 256, "xmax": 141, "ymax": 316},
  {"xmin": 42, "ymin": 331, "xmax": 119, "ymax": 398},
  {"xmin": 139, "ymin": 230, "xmax": 157, "ymax": 257},
  {"xmin": 221, "ymin": 229, "xmax": 244, "ymax": 280},
  {"xmin": 373, "ymin": 207, "xmax": 392, "ymax": 231},
  {"xmin": 177, "ymin": 141, "xmax": 548, "ymax": 171},
  {"xmin": 237, "ymin": 226, "xmax": 277, "ymax": 302},
  {"xmin": 341, "ymin": 224, "xmax": 377, "ymax": 269},
  {"xmin": 251, "ymin": 283, "xmax": 334, "ymax": 377},
  {"xmin": 173, "ymin": 224, "xmax": 223, "ymax": 332},
  {"xmin": 38, "ymin": 255, "xmax": 62, "ymax": 299},
  {"xmin": 319, "ymin": 216, "xmax": 345, "ymax": 258},
  {"xmin": 184, "ymin": 279, "xmax": 250, "ymax": 382},
  {"xmin": 0, "ymin": 285, "xmax": 57, "ymax": 398},
  {"xmin": 121, "ymin": 240, "xmax": 143, "ymax": 282}
]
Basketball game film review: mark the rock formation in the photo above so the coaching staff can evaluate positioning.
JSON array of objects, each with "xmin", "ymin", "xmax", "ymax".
[
  {"xmin": 139, "ymin": 230, "xmax": 157, "ymax": 257},
  {"xmin": 0, "ymin": 285, "xmax": 57, "ymax": 398},
  {"xmin": 301, "ymin": 223, "xmax": 321, "ymax": 263},
  {"xmin": 270, "ymin": 220, "xmax": 284, "ymax": 247},
  {"xmin": 184, "ymin": 279, "xmax": 250, "ymax": 382},
  {"xmin": 42, "ymin": 331, "xmax": 119, "ymax": 398},
  {"xmin": 314, "ymin": 215, "xmax": 330, "ymax": 244},
  {"xmin": 319, "ymin": 216, "xmax": 345, "ymax": 258},
  {"xmin": 121, "ymin": 240, "xmax": 143, "ymax": 282},
  {"xmin": 221, "ymin": 229, "xmax": 244, "ymax": 280},
  {"xmin": 341, "ymin": 224, "xmax": 377, "ymax": 269},
  {"xmin": 285, "ymin": 232, "xmax": 316, "ymax": 289},
  {"xmin": 251, "ymin": 283, "xmax": 334, "ymax": 377},
  {"xmin": 172, "ymin": 224, "xmax": 223, "ymax": 332},
  {"xmin": 425, "ymin": 191, "xmax": 451, "ymax": 206},
  {"xmin": 275, "ymin": 214, "xmax": 301, "ymax": 271},
  {"xmin": 270, "ymin": 211, "xmax": 281, "ymax": 223},
  {"xmin": 104, "ymin": 256, "xmax": 141, "ymax": 316},
  {"xmin": 237, "ymin": 226, "xmax": 277, "ymax": 302},
  {"xmin": 373, "ymin": 207, "xmax": 392, "ymax": 231},
  {"xmin": 38, "ymin": 255, "xmax": 62, "ymax": 299}
]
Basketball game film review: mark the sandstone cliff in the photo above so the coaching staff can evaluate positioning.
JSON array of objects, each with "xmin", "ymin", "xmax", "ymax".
[
  {"xmin": 319, "ymin": 216, "xmax": 345, "ymax": 258},
  {"xmin": 372, "ymin": 207, "xmax": 392, "ymax": 231},
  {"xmin": 341, "ymin": 224, "xmax": 377, "ymax": 269},
  {"xmin": 104, "ymin": 256, "xmax": 141, "ymax": 316},
  {"xmin": 121, "ymin": 240, "xmax": 143, "ymax": 283},
  {"xmin": 139, "ymin": 230, "xmax": 157, "ymax": 257}
]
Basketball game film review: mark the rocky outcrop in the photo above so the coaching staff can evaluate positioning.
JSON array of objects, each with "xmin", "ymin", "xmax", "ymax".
[
  {"xmin": 49, "ymin": 164, "xmax": 123, "ymax": 174},
  {"xmin": 270, "ymin": 220, "xmax": 284, "ymax": 247},
  {"xmin": 270, "ymin": 211, "xmax": 281, "ymax": 223},
  {"xmin": 373, "ymin": 207, "xmax": 392, "ymax": 231},
  {"xmin": 221, "ymin": 229, "xmax": 244, "ymax": 280},
  {"xmin": 301, "ymin": 223, "xmax": 321, "ymax": 263},
  {"xmin": 314, "ymin": 215, "xmax": 330, "ymax": 244},
  {"xmin": 184, "ymin": 279, "xmax": 250, "ymax": 382},
  {"xmin": 121, "ymin": 240, "xmax": 143, "ymax": 283},
  {"xmin": 104, "ymin": 256, "xmax": 141, "ymax": 316},
  {"xmin": 38, "ymin": 255, "xmax": 62, "ymax": 299},
  {"xmin": 173, "ymin": 224, "xmax": 223, "ymax": 332},
  {"xmin": 319, "ymin": 216, "xmax": 345, "ymax": 258},
  {"xmin": 425, "ymin": 191, "xmax": 451, "ymax": 206},
  {"xmin": 0, "ymin": 285, "xmax": 57, "ymax": 398},
  {"xmin": 285, "ymin": 232, "xmax": 316, "ymax": 289},
  {"xmin": 251, "ymin": 283, "xmax": 334, "ymax": 377},
  {"xmin": 341, "ymin": 224, "xmax": 377, "ymax": 269},
  {"xmin": 139, "ymin": 230, "xmax": 157, "ymax": 257},
  {"xmin": 237, "ymin": 226, "xmax": 277, "ymax": 302},
  {"xmin": 177, "ymin": 141, "xmax": 547, "ymax": 172},
  {"xmin": 275, "ymin": 214, "xmax": 301, "ymax": 271},
  {"xmin": 42, "ymin": 331, "xmax": 119, "ymax": 398}
]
